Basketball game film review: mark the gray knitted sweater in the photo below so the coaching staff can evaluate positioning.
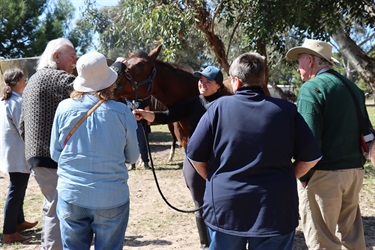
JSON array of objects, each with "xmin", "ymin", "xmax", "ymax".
[{"xmin": 20, "ymin": 68, "xmax": 75, "ymax": 169}]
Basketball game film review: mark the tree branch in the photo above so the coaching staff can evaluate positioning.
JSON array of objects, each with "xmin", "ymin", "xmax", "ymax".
[
  {"xmin": 226, "ymin": 3, "xmax": 251, "ymax": 59},
  {"xmin": 211, "ymin": 0, "xmax": 225, "ymax": 33}
]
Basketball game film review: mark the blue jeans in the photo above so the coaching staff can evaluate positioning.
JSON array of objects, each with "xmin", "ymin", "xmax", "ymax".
[
  {"xmin": 136, "ymin": 121, "xmax": 149, "ymax": 163},
  {"xmin": 208, "ymin": 227, "xmax": 295, "ymax": 250},
  {"xmin": 57, "ymin": 198, "xmax": 129, "ymax": 250}
]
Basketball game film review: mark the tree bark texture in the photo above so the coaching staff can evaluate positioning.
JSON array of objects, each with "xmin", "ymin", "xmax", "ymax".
[{"xmin": 332, "ymin": 25, "xmax": 375, "ymax": 92}]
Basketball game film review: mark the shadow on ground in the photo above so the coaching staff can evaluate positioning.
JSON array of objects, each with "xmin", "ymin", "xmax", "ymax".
[{"xmin": 124, "ymin": 235, "xmax": 171, "ymax": 247}]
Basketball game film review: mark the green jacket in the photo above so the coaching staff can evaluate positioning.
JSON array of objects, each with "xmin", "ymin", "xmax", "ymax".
[{"xmin": 297, "ymin": 69, "xmax": 369, "ymax": 171}]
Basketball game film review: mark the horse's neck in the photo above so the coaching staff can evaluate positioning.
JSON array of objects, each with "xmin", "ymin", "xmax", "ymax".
[{"xmin": 152, "ymin": 62, "xmax": 199, "ymax": 108}]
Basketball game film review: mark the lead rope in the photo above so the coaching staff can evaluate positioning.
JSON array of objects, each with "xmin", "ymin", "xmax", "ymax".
[
  {"xmin": 126, "ymin": 64, "xmax": 201, "ymax": 213},
  {"xmin": 140, "ymin": 122, "xmax": 202, "ymax": 214}
]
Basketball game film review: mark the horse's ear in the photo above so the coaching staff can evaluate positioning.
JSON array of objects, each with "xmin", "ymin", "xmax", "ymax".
[
  {"xmin": 148, "ymin": 45, "xmax": 162, "ymax": 61},
  {"xmin": 128, "ymin": 52, "xmax": 134, "ymax": 58}
]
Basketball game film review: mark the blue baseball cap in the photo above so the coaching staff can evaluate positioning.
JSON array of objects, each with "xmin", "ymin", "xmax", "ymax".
[{"xmin": 193, "ymin": 66, "xmax": 223, "ymax": 87}]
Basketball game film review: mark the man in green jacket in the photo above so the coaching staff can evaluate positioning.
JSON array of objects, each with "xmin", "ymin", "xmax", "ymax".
[{"xmin": 286, "ymin": 39, "xmax": 368, "ymax": 249}]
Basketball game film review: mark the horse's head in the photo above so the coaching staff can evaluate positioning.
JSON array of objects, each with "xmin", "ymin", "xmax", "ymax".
[{"xmin": 114, "ymin": 45, "xmax": 162, "ymax": 101}]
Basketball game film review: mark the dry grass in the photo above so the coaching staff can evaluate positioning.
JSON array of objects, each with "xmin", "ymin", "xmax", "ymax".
[{"xmin": 0, "ymin": 124, "xmax": 374, "ymax": 249}]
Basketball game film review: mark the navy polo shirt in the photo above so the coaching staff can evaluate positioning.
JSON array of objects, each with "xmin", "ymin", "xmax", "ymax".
[{"xmin": 187, "ymin": 87, "xmax": 321, "ymax": 237}]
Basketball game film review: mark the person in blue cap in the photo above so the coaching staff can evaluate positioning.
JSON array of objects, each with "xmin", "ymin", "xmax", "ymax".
[{"xmin": 134, "ymin": 65, "xmax": 227, "ymax": 249}]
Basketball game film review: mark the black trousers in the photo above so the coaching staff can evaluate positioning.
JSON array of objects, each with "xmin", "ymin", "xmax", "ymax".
[
  {"xmin": 182, "ymin": 156, "xmax": 206, "ymax": 217},
  {"xmin": 3, "ymin": 172, "xmax": 30, "ymax": 234}
]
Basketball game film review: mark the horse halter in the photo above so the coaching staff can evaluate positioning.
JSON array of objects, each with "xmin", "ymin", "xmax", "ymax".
[{"xmin": 124, "ymin": 66, "xmax": 156, "ymax": 106}]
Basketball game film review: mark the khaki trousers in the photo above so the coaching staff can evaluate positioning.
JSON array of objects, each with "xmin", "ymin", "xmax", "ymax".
[
  {"xmin": 298, "ymin": 168, "xmax": 366, "ymax": 250},
  {"xmin": 32, "ymin": 167, "xmax": 62, "ymax": 250}
]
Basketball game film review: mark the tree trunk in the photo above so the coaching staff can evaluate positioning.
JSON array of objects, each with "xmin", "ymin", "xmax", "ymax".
[
  {"xmin": 257, "ymin": 40, "xmax": 271, "ymax": 96},
  {"xmin": 188, "ymin": 1, "xmax": 269, "ymax": 96},
  {"xmin": 268, "ymin": 81, "xmax": 289, "ymax": 100},
  {"xmin": 188, "ymin": 1, "xmax": 230, "ymax": 73},
  {"xmin": 332, "ymin": 25, "xmax": 375, "ymax": 92},
  {"xmin": 199, "ymin": 28, "xmax": 230, "ymax": 73}
]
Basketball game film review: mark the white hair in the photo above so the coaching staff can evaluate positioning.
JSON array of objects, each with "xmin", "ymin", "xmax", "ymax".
[
  {"xmin": 314, "ymin": 56, "xmax": 332, "ymax": 68},
  {"xmin": 37, "ymin": 38, "xmax": 74, "ymax": 70}
]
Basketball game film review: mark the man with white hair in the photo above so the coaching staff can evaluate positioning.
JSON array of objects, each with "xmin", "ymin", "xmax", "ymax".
[
  {"xmin": 19, "ymin": 38, "xmax": 77, "ymax": 250},
  {"xmin": 286, "ymin": 39, "xmax": 368, "ymax": 249}
]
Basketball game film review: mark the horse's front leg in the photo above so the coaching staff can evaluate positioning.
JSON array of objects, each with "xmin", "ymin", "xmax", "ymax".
[{"xmin": 167, "ymin": 123, "xmax": 177, "ymax": 162}]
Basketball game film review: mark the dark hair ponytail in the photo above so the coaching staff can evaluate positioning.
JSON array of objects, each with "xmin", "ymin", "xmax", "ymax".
[{"xmin": 1, "ymin": 68, "xmax": 24, "ymax": 101}]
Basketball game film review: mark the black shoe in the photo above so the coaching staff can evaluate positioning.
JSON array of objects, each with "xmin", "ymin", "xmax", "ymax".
[{"xmin": 144, "ymin": 162, "xmax": 151, "ymax": 169}]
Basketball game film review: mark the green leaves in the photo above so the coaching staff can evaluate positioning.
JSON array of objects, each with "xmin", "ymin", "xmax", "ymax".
[
  {"xmin": 72, "ymin": 0, "xmax": 374, "ymax": 93},
  {"xmin": 0, "ymin": 0, "xmax": 80, "ymax": 58}
]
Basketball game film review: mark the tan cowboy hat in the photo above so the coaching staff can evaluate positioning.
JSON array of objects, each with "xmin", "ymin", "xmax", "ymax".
[
  {"xmin": 286, "ymin": 39, "xmax": 340, "ymax": 65},
  {"xmin": 73, "ymin": 51, "xmax": 118, "ymax": 92}
]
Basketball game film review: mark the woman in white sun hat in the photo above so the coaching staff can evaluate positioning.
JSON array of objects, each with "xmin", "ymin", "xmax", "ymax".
[{"xmin": 50, "ymin": 51, "xmax": 139, "ymax": 250}]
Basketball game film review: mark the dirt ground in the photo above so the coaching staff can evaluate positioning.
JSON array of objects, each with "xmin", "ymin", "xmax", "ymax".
[{"xmin": 0, "ymin": 125, "xmax": 374, "ymax": 249}]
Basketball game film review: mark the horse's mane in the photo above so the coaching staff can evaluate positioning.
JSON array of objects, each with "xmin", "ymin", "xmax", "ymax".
[
  {"xmin": 155, "ymin": 59, "xmax": 197, "ymax": 80},
  {"xmin": 130, "ymin": 51, "xmax": 196, "ymax": 79},
  {"xmin": 169, "ymin": 63, "xmax": 193, "ymax": 73},
  {"xmin": 154, "ymin": 59, "xmax": 232, "ymax": 95}
]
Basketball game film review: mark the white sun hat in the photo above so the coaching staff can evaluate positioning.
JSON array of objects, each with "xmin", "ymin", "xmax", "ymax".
[
  {"xmin": 73, "ymin": 51, "xmax": 118, "ymax": 92},
  {"xmin": 286, "ymin": 39, "xmax": 340, "ymax": 65}
]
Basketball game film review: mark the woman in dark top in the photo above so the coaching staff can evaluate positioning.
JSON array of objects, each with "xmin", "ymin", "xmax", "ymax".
[{"xmin": 134, "ymin": 66, "xmax": 226, "ymax": 249}]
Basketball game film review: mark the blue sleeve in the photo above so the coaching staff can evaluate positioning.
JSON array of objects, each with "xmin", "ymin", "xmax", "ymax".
[
  {"xmin": 50, "ymin": 104, "xmax": 63, "ymax": 162},
  {"xmin": 124, "ymin": 107, "xmax": 140, "ymax": 164}
]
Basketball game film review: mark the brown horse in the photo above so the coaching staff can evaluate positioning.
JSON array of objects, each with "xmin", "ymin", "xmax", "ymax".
[
  {"xmin": 149, "ymin": 96, "xmax": 180, "ymax": 162},
  {"xmin": 115, "ymin": 45, "xmax": 269, "ymax": 158},
  {"xmin": 116, "ymin": 45, "xmax": 200, "ymax": 158}
]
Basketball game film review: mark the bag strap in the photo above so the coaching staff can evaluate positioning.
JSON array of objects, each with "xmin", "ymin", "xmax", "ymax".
[
  {"xmin": 325, "ymin": 69, "xmax": 369, "ymax": 134},
  {"xmin": 63, "ymin": 99, "xmax": 105, "ymax": 148}
]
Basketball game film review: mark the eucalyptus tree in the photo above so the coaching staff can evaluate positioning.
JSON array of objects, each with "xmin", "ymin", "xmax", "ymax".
[
  {"xmin": 189, "ymin": 0, "xmax": 375, "ymax": 91},
  {"xmin": 81, "ymin": 0, "xmax": 212, "ymax": 69},
  {"xmin": 82, "ymin": 0, "xmax": 375, "ymax": 91},
  {"xmin": 68, "ymin": 17, "xmax": 95, "ymax": 55},
  {"xmin": 286, "ymin": 0, "xmax": 375, "ymax": 91}
]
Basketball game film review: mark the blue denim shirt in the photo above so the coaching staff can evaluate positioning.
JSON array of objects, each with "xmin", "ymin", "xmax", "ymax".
[{"xmin": 50, "ymin": 94, "xmax": 139, "ymax": 209}]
